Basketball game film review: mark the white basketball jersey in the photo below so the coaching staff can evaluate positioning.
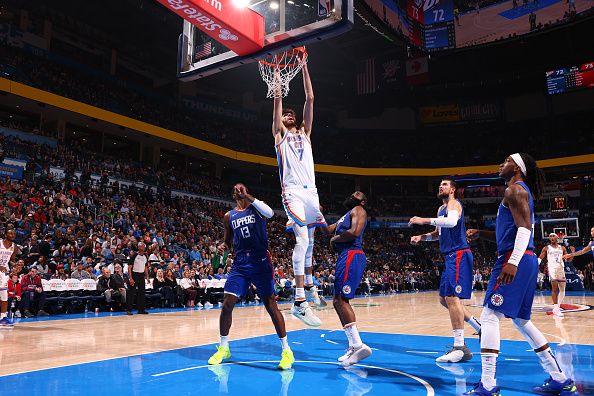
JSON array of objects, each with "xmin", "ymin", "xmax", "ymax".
[
  {"xmin": 275, "ymin": 129, "xmax": 316, "ymax": 189},
  {"xmin": 547, "ymin": 245, "xmax": 563, "ymax": 267}
]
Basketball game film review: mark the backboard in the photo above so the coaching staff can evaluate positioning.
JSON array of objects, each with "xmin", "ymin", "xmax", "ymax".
[
  {"xmin": 540, "ymin": 218, "xmax": 580, "ymax": 240},
  {"xmin": 177, "ymin": 0, "xmax": 353, "ymax": 80}
]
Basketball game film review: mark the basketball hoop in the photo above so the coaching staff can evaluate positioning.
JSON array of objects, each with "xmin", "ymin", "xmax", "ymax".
[{"xmin": 258, "ymin": 46, "xmax": 308, "ymax": 98}]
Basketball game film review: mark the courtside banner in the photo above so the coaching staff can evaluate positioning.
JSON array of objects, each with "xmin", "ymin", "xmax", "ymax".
[{"xmin": 156, "ymin": 0, "xmax": 264, "ymax": 56}]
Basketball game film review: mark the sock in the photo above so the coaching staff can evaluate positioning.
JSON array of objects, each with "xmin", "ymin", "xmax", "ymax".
[
  {"xmin": 220, "ymin": 335, "xmax": 229, "ymax": 348},
  {"xmin": 453, "ymin": 329, "xmax": 464, "ymax": 347},
  {"xmin": 295, "ymin": 287, "xmax": 305, "ymax": 303},
  {"xmin": 344, "ymin": 323, "xmax": 363, "ymax": 348},
  {"xmin": 0, "ymin": 312, "xmax": 6, "ymax": 319},
  {"xmin": 466, "ymin": 316, "xmax": 481, "ymax": 333},
  {"xmin": 344, "ymin": 326, "xmax": 354, "ymax": 346},
  {"xmin": 279, "ymin": 336, "xmax": 290, "ymax": 351},
  {"xmin": 536, "ymin": 348, "xmax": 567, "ymax": 382},
  {"xmin": 481, "ymin": 352, "xmax": 498, "ymax": 390},
  {"xmin": 305, "ymin": 274, "xmax": 313, "ymax": 286}
]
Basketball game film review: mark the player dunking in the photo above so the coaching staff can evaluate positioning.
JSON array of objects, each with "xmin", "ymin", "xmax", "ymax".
[
  {"xmin": 0, "ymin": 227, "xmax": 17, "ymax": 327},
  {"xmin": 322, "ymin": 191, "xmax": 372, "ymax": 367},
  {"xmin": 464, "ymin": 153, "xmax": 577, "ymax": 396},
  {"xmin": 409, "ymin": 179, "xmax": 481, "ymax": 363},
  {"xmin": 273, "ymin": 63, "xmax": 326, "ymax": 326},
  {"xmin": 208, "ymin": 183, "xmax": 294, "ymax": 370},
  {"xmin": 538, "ymin": 233, "xmax": 569, "ymax": 317}
]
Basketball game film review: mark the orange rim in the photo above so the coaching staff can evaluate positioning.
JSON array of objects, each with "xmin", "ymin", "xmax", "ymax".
[{"xmin": 258, "ymin": 46, "xmax": 307, "ymax": 68}]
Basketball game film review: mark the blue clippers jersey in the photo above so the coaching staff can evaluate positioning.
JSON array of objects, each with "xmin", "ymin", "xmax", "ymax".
[
  {"xmin": 334, "ymin": 209, "xmax": 366, "ymax": 254},
  {"xmin": 438, "ymin": 200, "xmax": 469, "ymax": 254},
  {"xmin": 230, "ymin": 205, "xmax": 268, "ymax": 257},
  {"xmin": 496, "ymin": 182, "xmax": 535, "ymax": 253}
]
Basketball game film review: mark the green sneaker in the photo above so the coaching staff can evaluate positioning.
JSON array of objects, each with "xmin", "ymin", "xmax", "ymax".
[
  {"xmin": 278, "ymin": 348, "xmax": 295, "ymax": 370},
  {"xmin": 208, "ymin": 345, "xmax": 231, "ymax": 365}
]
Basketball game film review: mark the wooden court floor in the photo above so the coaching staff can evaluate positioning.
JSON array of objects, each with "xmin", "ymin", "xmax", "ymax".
[{"xmin": 1, "ymin": 291, "xmax": 593, "ymax": 377}]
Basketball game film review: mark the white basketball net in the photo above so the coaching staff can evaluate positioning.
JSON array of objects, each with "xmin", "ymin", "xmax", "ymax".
[{"xmin": 258, "ymin": 47, "xmax": 308, "ymax": 98}]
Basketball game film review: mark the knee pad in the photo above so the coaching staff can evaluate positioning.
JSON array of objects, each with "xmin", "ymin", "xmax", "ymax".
[
  {"xmin": 292, "ymin": 227, "xmax": 308, "ymax": 276},
  {"xmin": 480, "ymin": 307, "xmax": 503, "ymax": 351},
  {"xmin": 512, "ymin": 318, "xmax": 547, "ymax": 350},
  {"xmin": 304, "ymin": 235, "xmax": 314, "ymax": 268}
]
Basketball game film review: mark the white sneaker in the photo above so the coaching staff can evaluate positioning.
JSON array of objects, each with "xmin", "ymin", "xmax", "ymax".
[
  {"xmin": 305, "ymin": 286, "xmax": 327, "ymax": 309},
  {"xmin": 435, "ymin": 345, "xmax": 473, "ymax": 363},
  {"xmin": 552, "ymin": 306, "xmax": 564, "ymax": 317},
  {"xmin": 338, "ymin": 346, "xmax": 355, "ymax": 362},
  {"xmin": 204, "ymin": 302, "xmax": 213, "ymax": 308},
  {"xmin": 196, "ymin": 303, "xmax": 203, "ymax": 308},
  {"xmin": 291, "ymin": 302, "xmax": 322, "ymax": 327},
  {"xmin": 15, "ymin": 311, "xmax": 21, "ymax": 318},
  {"xmin": 341, "ymin": 344, "xmax": 372, "ymax": 367}
]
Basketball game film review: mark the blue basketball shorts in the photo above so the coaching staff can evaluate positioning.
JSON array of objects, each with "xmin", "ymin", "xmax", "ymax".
[
  {"xmin": 334, "ymin": 249, "xmax": 366, "ymax": 299},
  {"xmin": 224, "ymin": 254, "xmax": 275, "ymax": 299},
  {"xmin": 484, "ymin": 250, "xmax": 538, "ymax": 320},
  {"xmin": 440, "ymin": 249, "xmax": 474, "ymax": 299}
]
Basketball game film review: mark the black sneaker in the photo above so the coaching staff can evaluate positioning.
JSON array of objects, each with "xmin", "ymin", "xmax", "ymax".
[
  {"xmin": 37, "ymin": 310, "xmax": 49, "ymax": 316},
  {"xmin": 138, "ymin": 311, "xmax": 149, "ymax": 315},
  {"xmin": 23, "ymin": 310, "xmax": 34, "ymax": 318},
  {"xmin": 126, "ymin": 310, "xmax": 133, "ymax": 316}
]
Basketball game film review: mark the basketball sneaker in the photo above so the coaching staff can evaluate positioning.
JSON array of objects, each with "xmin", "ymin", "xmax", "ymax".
[
  {"xmin": 305, "ymin": 286, "xmax": 327, "ymax": 309},
  {"xmin": 278, "ymin": 348, "xmax": 295, "ymax": 370},
  {"xmin": 533, "ymin": 376, "xmax": 579, "ymax": 395},
  {"xmin": 208, "ymin": 345, "xmax": 231, "ymax": 365},
  {"xmin": 0, "ymin": 317, "xmax": 13, "ymax": 327},
  {"xmin": 436, "ymin": 345, "xmax": 473, "ymax": 363},
  {"xmin": 463, "ymin": 382, "xmax": 501, "ymax": 395},
  {"xmin": 341, "ymin": 344, "xmax": 372, "ymax": 367},
  {"xmin": 338, "ymin": 346, "xmax": 355, "ymax": 362},
  {"xmin": 552, "ymin": 306, "xmax": 564, "ymax": 318},
  {"xmin": 291, "ymin": 302, "xmax": 321, "ymax": 327}
]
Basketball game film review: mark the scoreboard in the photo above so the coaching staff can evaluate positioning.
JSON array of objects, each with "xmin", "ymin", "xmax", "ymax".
[
  {"xmin": 423, "ymin": 0, "xmax": 456, "ymax": 51},
  {"xmin": 405, "ymin": 0, "xmax": 456, "ymax": 51},
  {"xmin": 550, "ymin": 196, "xmax": 568, "ymax": 214},
  {"xmin": 546, "ymin": 62, "xmax": 594, "ymax": 95}
]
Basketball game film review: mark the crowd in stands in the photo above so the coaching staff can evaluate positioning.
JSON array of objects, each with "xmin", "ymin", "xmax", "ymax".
[{"xmin": 0, "ymin": 120, "xmax": 592, "ymax": 319}]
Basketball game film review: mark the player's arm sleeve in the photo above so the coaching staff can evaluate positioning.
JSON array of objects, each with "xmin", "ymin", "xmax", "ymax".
[
  {"xmin": 252, "ymin": 199, "xmax": 275, "ymax": 219},
  {"xmin": 429, "ymin": 210, "xmax": 459, "ymax": 228}
]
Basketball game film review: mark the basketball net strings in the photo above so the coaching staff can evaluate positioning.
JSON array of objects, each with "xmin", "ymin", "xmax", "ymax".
[{"xmin": 259, "ymin": 50, "xmax": 307, "ymax": 98}]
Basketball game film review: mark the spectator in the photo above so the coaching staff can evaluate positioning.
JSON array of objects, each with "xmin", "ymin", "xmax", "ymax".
[
  {"xmin": 153, "ymin": 269, "xmax": 175, "ymax": 308},
  {"xmin": 97, "ymin": 267, "xmax": 126, "ymax": 309},
  {"xmin": 20, "ymin": 267, "xmax": 49, "ymax": 317},
  {"xmin": 7, "ymin": 273, "xmax": 22, "ymax": 318},
  {"xmin": 214, "ymin": 267, "xmax": 227, "ymax": 280},
  {"xmin": 34, "ymin": 256, "xmax": 49, "ymax": 275},
  {"xmin": 51, "ymin": 264, "xmax": 69, "ymax": 280},
  {"xmin": 71, "ymin": 262, "xmax": 95, "ymax": 280},
  {"xmin": 180, "ymin": 270, "xmax": 198, "ymax": 308}
]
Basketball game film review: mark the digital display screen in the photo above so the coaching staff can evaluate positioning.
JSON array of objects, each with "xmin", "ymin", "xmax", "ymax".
[
  {"xmin": 550, "ymin": 196, "xmax": 568, "ymax": 213},
  {"xmin": 546, "ymin": 62, "xmax": 594, "ymax": 95}
]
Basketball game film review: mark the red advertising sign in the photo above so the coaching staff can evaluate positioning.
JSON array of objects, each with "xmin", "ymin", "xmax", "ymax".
[{"xmin": 156, "ymin": 0, "xmax": 265, "ymax": 56}]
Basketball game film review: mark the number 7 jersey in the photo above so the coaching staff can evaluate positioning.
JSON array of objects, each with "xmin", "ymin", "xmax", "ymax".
[
  {"xmin": 230, "ymin": 205, "xmax": 269, "ymax": 257},
  {"xmin": 275, "ymin": 129, "xmax": 316, "ymax": 189}
]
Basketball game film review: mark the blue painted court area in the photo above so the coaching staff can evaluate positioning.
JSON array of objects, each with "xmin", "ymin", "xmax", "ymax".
[
  {"xmin": 499, "ymin": 0, "xmax": 561, "ymax": 19},
  {"xmin": 1, "ymin": 329, "xmax": 592, "ymax": 396}
]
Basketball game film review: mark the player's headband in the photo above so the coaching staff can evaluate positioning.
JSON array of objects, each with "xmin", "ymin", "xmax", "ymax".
[{"xmin": 510, "ymin": 153, "xmax": 527, "ymax": 176}]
